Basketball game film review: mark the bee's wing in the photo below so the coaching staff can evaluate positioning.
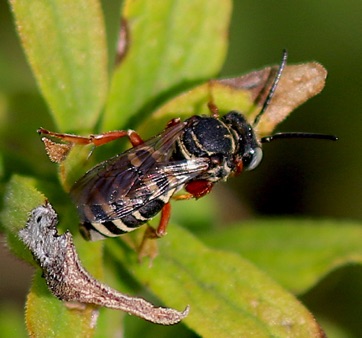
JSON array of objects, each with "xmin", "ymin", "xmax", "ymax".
[
  {"xmin": 113, "ymin": 157, "xmax": 209, "ymax": 218},
  {"xmin": 70, "ymin": 122, "xmax": 208, "ymax": 222}
]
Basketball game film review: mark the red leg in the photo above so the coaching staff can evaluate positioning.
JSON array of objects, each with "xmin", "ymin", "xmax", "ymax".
[
  {"xmin": 139, "ymin": 202, "xmax": 172, "ymax": 240},
  {"xmin": 137, "ymin": 202, "xmax": 171, "ymax": 262},
  {"xmin": 185, "ymin": 180, "xmax": 214, "ymax": 199},
  {"xmin": 91, "ymin": 130, "xmax": 144, "ymax": 146},
  {"xmin": 156, "ymin": 202, "xmax": 171, "ymax": 237},
  {"xmin": 173, "ymin": 180, "xmax": 214, "ymax": 200},
  {"xmin": 38, "ymin": 128, "xmax": 144, "ymax": 147}
]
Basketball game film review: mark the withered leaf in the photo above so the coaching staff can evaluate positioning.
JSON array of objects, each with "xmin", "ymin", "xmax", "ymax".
[
  {"xmin": 139, "ymin": 62, "xmax": 327, "ymax": 139},
  {"xmin": 41, "ymin": 137, "xmax": 72, "ymax": 163},
  {"xmin": 19, "ymin": 202, "xmax": 189, "ymax": 325},
  {"xmin": 218, "ymin": 62, "xmax": 327, "ymax": 135}
]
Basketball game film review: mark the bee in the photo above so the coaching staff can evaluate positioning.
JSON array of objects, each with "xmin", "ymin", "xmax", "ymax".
[{"xmin": 39, "ymin": 50, "xmax": 337, "ymax": 241}]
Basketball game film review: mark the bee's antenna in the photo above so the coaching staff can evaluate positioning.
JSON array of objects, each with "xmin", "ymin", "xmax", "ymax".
[
  {"xmin": 261, "ymin": 132, "xmax": 338, "ymax": 143},
  {"xmin": 253, "ymin": 49, "xmax": 288, "ymax": 127}
]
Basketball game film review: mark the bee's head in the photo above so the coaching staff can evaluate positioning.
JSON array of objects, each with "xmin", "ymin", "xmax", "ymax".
[{"xmin": 221, "ymin": 111, "xmax": 263, "ymax": 172}]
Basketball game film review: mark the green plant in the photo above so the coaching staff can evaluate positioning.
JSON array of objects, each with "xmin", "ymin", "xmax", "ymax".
[{"xmin": 1, "ymin": 1, "xmax": 361, "ymax": 337}]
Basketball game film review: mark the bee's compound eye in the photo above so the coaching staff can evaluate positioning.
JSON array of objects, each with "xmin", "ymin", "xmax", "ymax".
[{"xmin": 243, "ymin": 147, "xmax": 263, "ymax": 171}]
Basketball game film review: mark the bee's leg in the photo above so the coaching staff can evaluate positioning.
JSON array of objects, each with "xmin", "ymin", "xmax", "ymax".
[
  {"xmin": 92, "ymin": 130, "xmax": 144, "ymax": 147},
  {"xmin": 38, "ymin": 128, "xmax": 144, "ymax": 147},
  {"xmin": 155, "ymin": 202, "xmax": 171, "ymax": 237},
  {"xmin": 173, "ymin": 181, "xmax": 214, "ymax": 201},
  {"xmin": 137, "ymin": 203, "xmax": 171, "ymax": 262},
  {"xmin": 207, "ymin": 81, "xmax": 219, "ymax": 118},
  {"xmin": 139, "ymin": 202, "xmax": 172, "ymax": 239},
  {"xmin": 185, "ymin": 180, "xmax": 214, "ymax": 199},
  {"xmin": 137, "ymin": 225, "xmax": 159, "ymax": 263}
]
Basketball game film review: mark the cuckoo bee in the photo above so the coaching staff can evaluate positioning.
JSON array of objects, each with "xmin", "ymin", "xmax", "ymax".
[{"xmin": 39, "ymin": 51, "xmax": 337, "ymax": 241}]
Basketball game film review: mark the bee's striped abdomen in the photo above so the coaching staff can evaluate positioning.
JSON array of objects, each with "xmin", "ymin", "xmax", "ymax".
[
  {"xmin": 75, "ymin": 145, "xmax": 179, "ymax": 240},
  {"xmin": 80, "ymin": 195, "xmax": 174, "ymax": 241}
]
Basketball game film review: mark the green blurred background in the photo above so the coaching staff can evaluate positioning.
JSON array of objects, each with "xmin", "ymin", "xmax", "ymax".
[{"xmin": 0, "ymin": 0, "xmax": 361, "ymax": 336}]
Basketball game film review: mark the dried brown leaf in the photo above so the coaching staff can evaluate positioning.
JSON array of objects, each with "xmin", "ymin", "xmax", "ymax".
[{"xmin": 19, "ymin": 202, "xmax": 188, "ymax": 325}]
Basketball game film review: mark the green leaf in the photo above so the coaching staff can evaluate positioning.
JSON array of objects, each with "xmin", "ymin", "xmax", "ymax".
[
  {"xmin": 103, "ymin": 0, "xmax": 232, "ymax": 130},
  {"xmin": 10, "ymin": 0, "xmax": 108, "ymax": 132},
  {"xmin": 58, "ymin": 143, "xmax": 95, "ymax": 192},
  {"xmin": 0, "ymin": 303, "xmax": 27, "ymax": 338},
  {"xmin": 94, "ymin": 308, "xmax": 125, "ymax": 338},
  {"xmin": 106, "ymin": 225, "xmax": 324, "ymax": 337},
  {"xmin": 1, "ymin": 175, "xmax": 46, "ymax": 263},
  {"xmin": 200, "ymin": 219, "xmax": 362, "ymax": 294},
  {"xmin": 25, "ymin": 271, "xmax": 97, "ymax": 338}
]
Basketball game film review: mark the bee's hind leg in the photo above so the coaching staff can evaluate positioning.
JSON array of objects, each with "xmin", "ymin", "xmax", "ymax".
[
  {"xmin": 137, "ymin": 203, "xmax": 171, "ymax": 263},
  {"xmin": 38, "ymin": 128, "xmax": 144, "ymax": 147}
]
